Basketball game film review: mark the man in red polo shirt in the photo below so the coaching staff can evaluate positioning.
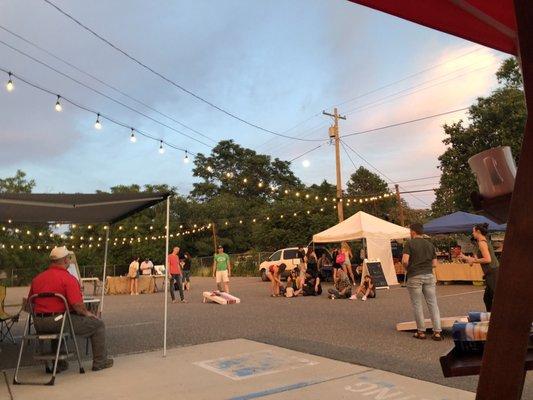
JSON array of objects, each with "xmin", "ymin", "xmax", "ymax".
[
  {"xmin": 29, "ymin": 246, "xmax": 113, "ymax": 371},
  {"xmin": 168, "ymin": 246, "xmax": 186, "ymax": 303}
]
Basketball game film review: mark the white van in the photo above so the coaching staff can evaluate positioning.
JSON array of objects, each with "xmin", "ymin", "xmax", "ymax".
[{"xmin": 258, "ymin": 246, "xmax": 332, "ymax": 281}]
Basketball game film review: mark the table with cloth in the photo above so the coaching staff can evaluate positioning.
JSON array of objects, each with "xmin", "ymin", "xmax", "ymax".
[
  {"xmin": 434, "ymin": 262, "xmax": 484, "ymax": 283},
  {"xmin": 105, "ymin": 276, "xmax": 156, "ymax": 294}
]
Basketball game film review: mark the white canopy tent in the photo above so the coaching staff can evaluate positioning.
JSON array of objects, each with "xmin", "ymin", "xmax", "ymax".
[{"xmin": 313, "ymin": 211, "xmax": 410, "ymax": 286}]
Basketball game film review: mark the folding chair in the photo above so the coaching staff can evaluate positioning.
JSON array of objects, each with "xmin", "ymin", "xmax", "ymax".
[
  {"xmin": 13, "ymin": 293, "xmax": 85, "ymax": 386},
  {"xmin": 0, "ymin": 284, "xmax": 20, "ymax": 344}
]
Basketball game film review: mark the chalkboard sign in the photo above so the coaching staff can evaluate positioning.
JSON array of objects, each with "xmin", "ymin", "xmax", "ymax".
[{"xmin": 363, "ymin": 259, "xmax": 389, "ymax": 289}]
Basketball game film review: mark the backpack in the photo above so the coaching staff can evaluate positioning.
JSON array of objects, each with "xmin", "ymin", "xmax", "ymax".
[{"xmin": 336, "ymin": 253, "xmax": 346, "ymax": 265}]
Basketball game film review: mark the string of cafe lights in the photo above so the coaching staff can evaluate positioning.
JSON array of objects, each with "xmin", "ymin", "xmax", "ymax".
[
  {"xmin": 0, "ymin": 192, "xmax": 395, "ymax": 250},
  {"xmin": 1, "ymin": 67, "xmax": 194, "ymax": 162}
]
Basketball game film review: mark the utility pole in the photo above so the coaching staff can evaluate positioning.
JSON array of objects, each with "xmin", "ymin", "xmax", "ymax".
[
  {"xmin": 395, "ymin": 184, "xmax": 405, "ymax": 226},
  {"xmin": 323, "ymin": 107, "xmax": 346, "ymax": 222}
]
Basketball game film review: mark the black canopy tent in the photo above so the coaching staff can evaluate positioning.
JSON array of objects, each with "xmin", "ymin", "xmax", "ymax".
[{"xmin": 0, "ymin": 192, "xmax": 173, "ymax": 355}]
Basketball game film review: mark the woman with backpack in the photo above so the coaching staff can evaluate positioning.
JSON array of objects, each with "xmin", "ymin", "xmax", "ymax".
[{"xmin": 340, "ymin": 242, "xmax": 356, "ymax": 285}]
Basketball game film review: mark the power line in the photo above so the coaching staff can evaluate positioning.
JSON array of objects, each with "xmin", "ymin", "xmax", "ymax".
[
  {"xmin": 0, "ymin": 24, "xmax": 217, "ymax": 144},
  {"xmin": 289, "ymin": 144, "xmax": 324, "ymax": 162},
  {"xmin": 331, "ymin": 47, "xmax": 485, "ymax": 109},
  {"xmin": 341, "ymin": 107, "xmax": 469, "ymax": 139},
  {"xmin": 0, "ymin": 37, "xmax": 213, "ymax": 148},
  {"xmin": 392, "ymin": 175, "xmax": 441, "ymax": 184},
  {"xmin": 41, "ymin": 0, "xmax": 323, "ymax": 143},
  {"xmin": 340, "ymin": 139, "xmax": 430, "ymax": 207},
  {"xmin": 0, "ymin": 66, "xmax": 195, "ymax": 154}
]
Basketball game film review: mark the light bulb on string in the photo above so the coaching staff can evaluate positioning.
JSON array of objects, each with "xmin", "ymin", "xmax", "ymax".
[
  {"xmin": 6, "ymin": 72, "xmax": 14, "ymax": 92},
  {"xmin": 130, "ymin": 128, "xmax": 137, "ymax": 143},
  {"xmin": 159, "ymin": 140, "xmax": 165, "ymax": 154},
  {"xmin": 55, "ymin": 95, "xmax": 62, "ymax": 112},
  {"xmin": 94, "ymin": 113, "xmax": 102, "ymax": 130},
  {"xmin": 183, "ymin": 150, "xmax": 190, "ymax": 163},
  {"xmin": 206, "ymin": 166, "xmax": 214, "ymax": 173}
]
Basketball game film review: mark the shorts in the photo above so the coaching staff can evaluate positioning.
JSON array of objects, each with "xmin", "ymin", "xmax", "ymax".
[
  {"xmin": 183, "ymin": 270, "xmax": 191, "ymax": 282},
  {"xmin": 216, "ymin": 270, "xmax": 229, "ymax": 283}
]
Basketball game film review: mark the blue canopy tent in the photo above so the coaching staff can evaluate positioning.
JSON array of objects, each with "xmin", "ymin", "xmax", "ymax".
[{"xmin": 423, "ymin": 211, "xmax": 506, "ymax": 234}]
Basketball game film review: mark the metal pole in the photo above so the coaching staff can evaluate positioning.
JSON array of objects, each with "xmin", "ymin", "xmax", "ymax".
[
  {"xmin": 163, "ymin": 196, "xmax": 170, "ymax": 357},
  {"xmin": 99, "ymin": 227, "xmax": 110, "ymax": 315}
]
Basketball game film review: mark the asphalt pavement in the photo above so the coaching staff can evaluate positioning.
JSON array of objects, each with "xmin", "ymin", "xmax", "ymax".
[{"xmin": 1, "ymin": 277, "xmax": 531, "ymax": 397}]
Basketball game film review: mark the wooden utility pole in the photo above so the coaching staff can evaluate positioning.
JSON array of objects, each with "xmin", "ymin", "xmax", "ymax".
[
  {"xmin": 323, "ymin": 107, "xmax": 346, "ymax": 222},
  {"xmin": 211, "ymin": 222, "xmax": 218, "ymax": 253},
  {"xmin": 395, "ymin": 184, "xmax": 405, "ymax": 226}
]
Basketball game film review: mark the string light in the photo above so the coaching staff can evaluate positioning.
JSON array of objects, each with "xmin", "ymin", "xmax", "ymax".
[
  {"xmin": 183, "ymin": 150, "xmax": 190, "ymax": 163},
  {"xmin": 5, "ymin": 72, "xmax": 14, "ymax": 92},
  {"xmin": 206, "ymin": 166, "xmax": 214, "ymax": 173},
  {"xmin": 94, "ymin": 113, "xmax": 102, "ymax": 130},
  {"xmin": 159, "ymin": 140, "xmax": 165, "ymax": 154},
  {"xmin": 243, "ymin": 178, "xmax": 248, "ymax": 183},
  {"xmin": 130, "ymin": 128, "xmax": 137, "ymax": 143},
  {"xmin": 54, "ymin": 95, "xmax": 62, "ymax": 112}
]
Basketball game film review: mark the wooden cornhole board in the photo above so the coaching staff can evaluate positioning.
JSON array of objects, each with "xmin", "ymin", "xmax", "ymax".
[
  {"xmin": 202, "ymin": 291, "xmax": 241, "ymax": 305},
  {"xmin": 396, "ymin": 316, "xmax": 468, "ymax": 331}
]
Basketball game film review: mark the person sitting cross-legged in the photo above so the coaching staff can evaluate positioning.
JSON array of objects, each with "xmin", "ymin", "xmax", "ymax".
[
  {"xmin": 352, "ymin": 274, "xmax": 376, "ymax": 301},
  {"xmin": 327, "ymin": 268, "xmax": 352, "ymax": 299},
  {"xmin": 285, "ymin": 268, "xmax": 303, "ymax": 297},
  {"xmin": 29, "ymin": 246, "xmax": 113, "ymax": 372}
]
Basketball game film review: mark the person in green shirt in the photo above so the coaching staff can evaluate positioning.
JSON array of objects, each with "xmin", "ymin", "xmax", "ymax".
[{"xmin": 212, "ymin": 246, "xmax": 231, "ymax": 293}]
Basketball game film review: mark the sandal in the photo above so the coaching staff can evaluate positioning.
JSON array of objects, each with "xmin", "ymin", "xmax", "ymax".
[
  {"xmin": 432, "ymin": 332, "xmax": 443, "ymax": 341},
  {"xmin": 413, "ymin": 331, "xmax": 426, "ymax": 340}
]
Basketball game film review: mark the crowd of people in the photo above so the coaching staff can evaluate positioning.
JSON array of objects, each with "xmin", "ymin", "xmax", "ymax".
[{"xmin": 266, "ymin": 243, "xmax": 376, "ymax": 301}]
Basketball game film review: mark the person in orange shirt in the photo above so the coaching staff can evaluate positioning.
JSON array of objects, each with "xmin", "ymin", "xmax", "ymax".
[{"xmin": 168, "ymin": 246, "xmax": 186, "ymax": 303}]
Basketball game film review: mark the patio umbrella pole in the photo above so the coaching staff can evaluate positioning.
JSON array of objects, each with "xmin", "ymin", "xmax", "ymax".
[
  {"xmin": 99, "ymin": 226, "xmax": 110, "ymax": 315},
  {"xmin": 163, "ymin": 195, "xmax": 170, "ymax": 357}
]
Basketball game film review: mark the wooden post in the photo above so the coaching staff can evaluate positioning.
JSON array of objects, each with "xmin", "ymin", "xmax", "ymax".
[
  {"xmin": 477, "ymin": 1, "xmax": 533, "ymax": 398},
  {"xmin": 211, "ymin": 222, "xmax": 218, "ymax": 253},
  {"xmin": 395, "ymin": 184, "xmax": 405, "ymax": 226},
  {"xmin": 323, "ymin": 108, "xmax": 347, "ymax": 222}
]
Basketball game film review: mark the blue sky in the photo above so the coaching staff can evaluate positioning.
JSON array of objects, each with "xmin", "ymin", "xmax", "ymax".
[{"xmin": 0, "ymin": 0, "xmax": 506, "ymax": 208}]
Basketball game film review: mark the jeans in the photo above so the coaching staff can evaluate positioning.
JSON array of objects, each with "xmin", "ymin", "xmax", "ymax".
[
  {"xmin": 483, "ymin": 268, "xmax": 499, "ymax": 312},
  {"xmin": 170, "ymin": 274, "xmax": 184, "ymax": 301},
  {"xmin": 34, "ymin": 314, "xmax": 108, "ymax": 366},
  {"xmin": 406, "ymin": 274, "xmax": 441, "ymax": 332}
]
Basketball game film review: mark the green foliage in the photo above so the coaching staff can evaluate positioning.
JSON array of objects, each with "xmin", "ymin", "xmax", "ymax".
[
  {"xmin": 0, "ymin": 170, "xmax": 35, "ymax": 193},
  {"xmin": 432, "ymin": 58, "xmax": 526, "ymax": 216}
]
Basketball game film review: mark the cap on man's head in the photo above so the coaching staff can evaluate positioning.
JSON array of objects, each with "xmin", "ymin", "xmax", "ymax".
[
  {"xmin": 50, "ymin": 246, "xmax": 70, "ymax": 260},
  {"xmin": 217, "ymin": 245, "xmax": 223, "ymax": 249}
]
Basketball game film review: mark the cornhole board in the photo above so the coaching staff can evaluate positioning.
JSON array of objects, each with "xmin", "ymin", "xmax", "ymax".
[
  {"xmin": 396, "ymin": 316, "xmax": 468, "ymax": 331},
  {"xmin": 202, "ymin": 291, "xmax": 241, "ymax": 305}
]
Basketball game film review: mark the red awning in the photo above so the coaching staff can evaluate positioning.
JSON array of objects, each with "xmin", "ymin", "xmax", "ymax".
[{"xmin": 349, "ymin": 0, "xmax": 517, "ymax": 55}]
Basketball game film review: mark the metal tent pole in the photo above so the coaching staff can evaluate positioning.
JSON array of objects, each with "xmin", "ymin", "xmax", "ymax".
[
  {"xmin": 99, "ymin": 227, "xmax": 110, "ymax": 314},
  {"xmin": 163, "ymin": 196, "xmax": 170, "ymax": 357}
]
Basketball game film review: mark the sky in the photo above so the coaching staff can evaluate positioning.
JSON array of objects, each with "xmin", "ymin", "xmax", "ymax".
[{"xmin": 0, "ymin": 0, "xmax": 507, "ymax": 208}]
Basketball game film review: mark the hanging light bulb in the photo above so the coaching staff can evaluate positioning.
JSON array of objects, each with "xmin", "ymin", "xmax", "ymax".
[
  {"xmin": 183, "ymin": 150, "xmax": 189, "ymax": 163},
  {"xmin": 94, "ymin": 113, "xmax": 102, "ymax": 130},
  {"xmin": 159, "ymin": 140, "xmax": 165, "ymax": 154},
  {"xmin": 6, "ymin": 72, "xmax": 14, "ymax": 92},
  {"xmin": 302, "ymin": 159, "xmax": 310, "ymax": 168},
  {"xmin": 206, "ymin": 166, "xmax": 214, "ymax": 173},
  {"xmin": 130, "ymin": 128, "xmax": 137, "ymax": 143},
  {"xmin": 55, "ymin": 95, "xmax": 62, "ymax": 112}
]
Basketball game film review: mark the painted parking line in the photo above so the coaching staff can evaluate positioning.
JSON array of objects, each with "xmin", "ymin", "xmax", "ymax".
[{"xmin": 195, "ymin": 349, "xmax": 318, "ymax": 381}]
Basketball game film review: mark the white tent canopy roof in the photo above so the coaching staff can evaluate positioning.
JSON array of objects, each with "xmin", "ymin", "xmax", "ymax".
[{"xmin": 313, "ymin": 211, "xmax": 410, "ymax": 243}]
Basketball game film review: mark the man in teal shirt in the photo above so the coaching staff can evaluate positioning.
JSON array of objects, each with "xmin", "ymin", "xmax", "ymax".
[{"xmin": 212, "ymin": 246, "xmax": 231, "ymax": 293}]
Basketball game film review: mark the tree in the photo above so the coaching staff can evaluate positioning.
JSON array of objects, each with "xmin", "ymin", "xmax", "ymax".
[
  {"xmin": 432, "ymin": 58, "xmax": 526, "ymax": 216},
  {"xmin": 191, "ymin": 140, "xmax": 302, "ymax": 201},
  {"xmin": 345, "ymin": 167, "xmax": 397, "ymax": 219},
  {"xmin": 0, "ymin": 170, "xmax": 35, "ymax": 193}
]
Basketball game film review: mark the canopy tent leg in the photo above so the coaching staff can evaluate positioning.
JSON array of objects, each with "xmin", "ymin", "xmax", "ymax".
[
  {"xmin": 99, "ymin": 226, "xmax": 110, "ymax": 315},
  {"xmin": 163, "ymin": 196, "xmax": 170, "ymax": 357},
  {"xmin": 477, "ymin": 1, "xmax": 533, "ymax": 398}
]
